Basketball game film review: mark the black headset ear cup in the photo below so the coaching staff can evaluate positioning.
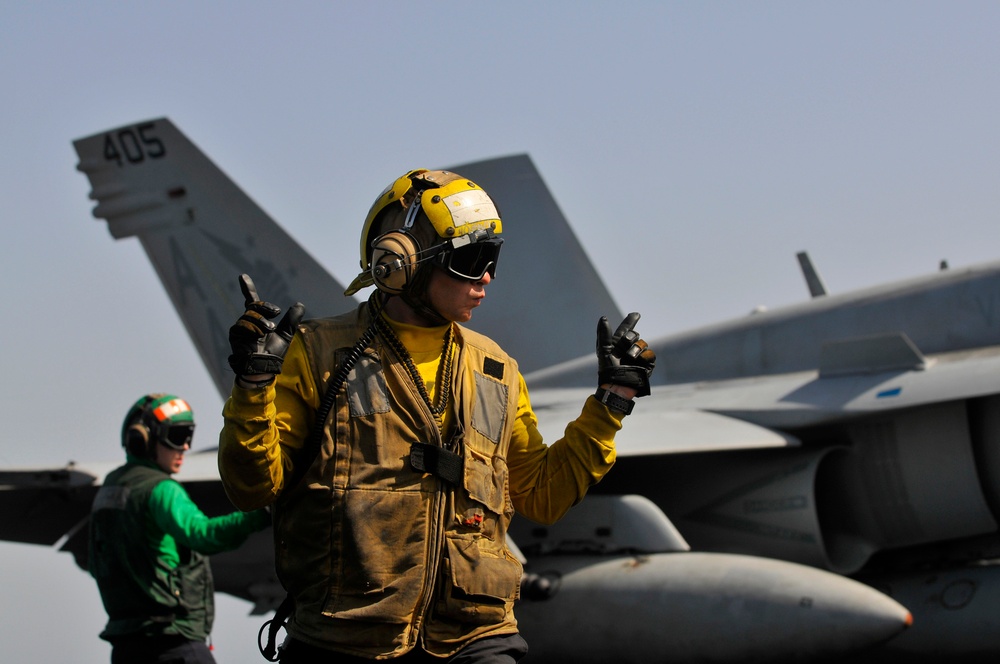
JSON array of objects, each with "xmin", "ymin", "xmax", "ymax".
[
  {"xmin": 125, "ymin": 423, "xmax": 151, "ymax": 458},
  {"xmin": 371, "ymin": 231, "xmax": 420, "ymax": 295}
]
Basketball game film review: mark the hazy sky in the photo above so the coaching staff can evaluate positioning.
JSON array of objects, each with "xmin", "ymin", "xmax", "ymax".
[{"xmin": 3, "ymin": 2, "xmax": 1000, "ymax": 662}]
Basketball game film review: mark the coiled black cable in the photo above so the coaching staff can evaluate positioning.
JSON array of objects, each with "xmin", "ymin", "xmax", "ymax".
[
  {"xmin": 283, "ymin": 292, "xmax": 382, "ymax": 492},
  {"xmin": 258, "ymin": 293, "xmax": 383, "ymax": 661}
]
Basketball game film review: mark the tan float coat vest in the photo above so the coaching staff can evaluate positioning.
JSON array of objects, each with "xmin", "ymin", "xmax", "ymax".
[{"xmin": 275, "ymin": 308, "xmax": 523, "ymax": 657}]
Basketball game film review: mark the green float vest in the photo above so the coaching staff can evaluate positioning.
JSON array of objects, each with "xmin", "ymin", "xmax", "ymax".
[{"xmin": 89, "ymin": 463, "xmax": 213, "ymax": 641}]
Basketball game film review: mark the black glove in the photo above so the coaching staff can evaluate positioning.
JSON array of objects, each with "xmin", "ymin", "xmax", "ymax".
[
  {"xmin": 596, "ymin": 312, "xmax": 656, "ymax": 397},
  {"xmin": 227, "ymin": 274, "xmax": 304, "ymax": 377}
]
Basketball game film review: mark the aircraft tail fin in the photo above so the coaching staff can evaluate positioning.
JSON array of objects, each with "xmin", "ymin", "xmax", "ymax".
[
  {"xmin": 74, "ymin": 122, "xmax": 618, "ymax": 386},
  {"xmin": 797, "ymin": 251, "xmax": 828, "ymax": 298},
  {"xmin": 73, "ymin": 118, "xmax": 358, "ymax": 397},
  {"xmin": 449, "ymin": 155, "xmax": 622, "ymax": 373}
]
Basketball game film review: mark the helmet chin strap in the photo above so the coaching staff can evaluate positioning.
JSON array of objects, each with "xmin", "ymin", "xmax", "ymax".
[
  {"xmin": 400, "ymin": 265, "xmax": 450, "ymax": 326},
  {"xmin": 400, "ymin": 293, "xmax": 449, "ymax": 326}
]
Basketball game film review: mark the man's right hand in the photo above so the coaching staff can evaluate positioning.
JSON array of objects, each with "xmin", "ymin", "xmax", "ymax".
[{"xmin": 227, "ymin": 274, "xmax": 304, "ymax": 381}]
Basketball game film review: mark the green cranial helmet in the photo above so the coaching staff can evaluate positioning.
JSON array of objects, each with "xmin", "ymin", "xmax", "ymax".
[{"xmin": 121, "ymin": 393, "xmax": 196, "ymax": 458}]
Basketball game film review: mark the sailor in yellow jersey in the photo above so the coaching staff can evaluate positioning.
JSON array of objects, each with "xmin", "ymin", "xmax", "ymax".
[{"xmin": 218, "ymin": 169, "xmax": 656, "ymax": 663}]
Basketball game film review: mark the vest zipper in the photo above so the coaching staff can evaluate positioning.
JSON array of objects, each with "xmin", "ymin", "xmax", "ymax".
[
  {"xmin": 409, "ymin": 346, "xmax": 461, "ymax": 650},
  {"xmin": 411, "ymin": 478, "xmax": 449, "ymax": 646}
]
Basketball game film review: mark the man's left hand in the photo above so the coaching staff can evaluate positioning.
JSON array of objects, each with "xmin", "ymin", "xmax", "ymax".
[{"xmin": 596, "ymin": 312, "xmax": 656, "ymax": 397}]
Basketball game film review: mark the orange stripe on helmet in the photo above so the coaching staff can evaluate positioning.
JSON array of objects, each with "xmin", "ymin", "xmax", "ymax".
[{"xmin": 152, "ymin": 398, "xmax": 191, "ymax": 422}]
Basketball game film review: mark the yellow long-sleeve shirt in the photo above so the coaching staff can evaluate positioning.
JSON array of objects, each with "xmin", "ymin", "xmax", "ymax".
[{"xmin": 219, "ymin": 316, "xmax": 624, "ymax": 525}]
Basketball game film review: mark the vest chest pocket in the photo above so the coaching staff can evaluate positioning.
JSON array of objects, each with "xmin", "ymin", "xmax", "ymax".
[
  {"xmin": 471, "ymin": 372, "xmax": 508, "ymax": 444},
  {"xmin": 462, "ymin": 448, "xmax": 506, "ymax": 515},
  {"xmin": 346, "ymin": 355, "xmax": 390, "ymax": 417},
  {"xmin": 436, "ymin": 536, "xmax": 522, "ymax": 625},
  {"xmin": 456, "ymin": 446, "xmax": 512, "ymax": 542}
]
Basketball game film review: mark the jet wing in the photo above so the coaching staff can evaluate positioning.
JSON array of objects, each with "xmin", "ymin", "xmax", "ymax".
[
  {"xmin": 0, "ymin": 448, "xmax": 285, "ymax": 612},
  {"xmin": 0, "ymin": 452, "xmax": 233, "ymax": 557},
  {"xmin": 612, "ymin": 407, "xmax": 800, "ymax": 455},
  {"xmin": 645, "ymin": 342, "xmax": 1000, "ymax": 431},
  {"xmin": 0, "ymin": 466, "xmax": 104, "ymax": 546},
  {"xmin": 529, "ymin": 387, "xmax": 799, "ymax": 455},
  {"xmin": 528, "ymin": 335, "xmax": 1000, "ymax": 441}
]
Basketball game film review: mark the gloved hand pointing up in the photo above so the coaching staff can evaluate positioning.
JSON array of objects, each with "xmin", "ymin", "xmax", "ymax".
[{"xmin": 227, "ymin": 274, "xmax": 304, "ymax": 381}]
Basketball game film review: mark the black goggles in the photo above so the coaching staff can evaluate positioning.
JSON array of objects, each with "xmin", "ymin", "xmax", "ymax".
[
  {"xmin": 433, "ymin": 233, "xmax": 503, "ymax": 281},
  {"xmin": 160, "ymin": 423, "xmax": 195, "ymax": 450}
]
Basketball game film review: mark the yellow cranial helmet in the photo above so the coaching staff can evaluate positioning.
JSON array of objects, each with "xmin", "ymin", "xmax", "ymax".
[{"xmin": 344, "ymin": 169, "xmax": 504, "ymax": 296}]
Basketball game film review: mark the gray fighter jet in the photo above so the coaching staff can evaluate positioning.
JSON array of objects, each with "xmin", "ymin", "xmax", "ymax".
[{"xmin": 18, "ymin": 117, "xmax": 998, "ymax": 661}]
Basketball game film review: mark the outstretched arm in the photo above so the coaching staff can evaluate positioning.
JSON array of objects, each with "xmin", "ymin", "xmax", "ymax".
[
  {"xmin": 508, "ymin": 312, "xmax": 656, "ymax": 524},
  {"xmin": 507, "ymin": 375, "xmax": 623, "ymax": 524},
  {"xmin": 148, "ymin": 480, "xmax": 269, "ymax": 556}
]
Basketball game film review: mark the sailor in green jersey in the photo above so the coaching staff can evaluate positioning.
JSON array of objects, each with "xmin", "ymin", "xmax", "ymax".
[{"xmin": 89, "ymin": 393, "xmax": 270, "ymax": 664}]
